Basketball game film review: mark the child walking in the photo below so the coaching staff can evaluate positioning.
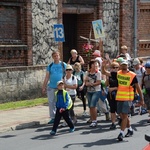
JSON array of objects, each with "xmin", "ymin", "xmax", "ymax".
[{"xmin": 50, "ymin": 80, "xmax": 75, "ymax": 135}]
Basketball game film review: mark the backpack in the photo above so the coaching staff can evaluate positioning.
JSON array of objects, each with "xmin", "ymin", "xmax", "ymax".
[
  {"xmin": 63, "ymin": 75, "xmax": 75, "ymax": 81},
  {"xmin": 133, "ymin": 66, "xmax": 145, "ymax": 74},
  {"xmin": 140, "ymin": 67, "xmax": 145, "ymax": 74},
  {"xmin": 73, "ymin": 70, "xmax": 84, "ymax": 83},
  {"xmin": 142, "ymin": 71, "xmax": 147, "ymax": 88},
  {"xmin": 72, "ymin": 75, "xmax": 75, "ymax": 81},
  {"xmin": 48, "ymin": 61, "xmax": 65, "ymax": 77}
]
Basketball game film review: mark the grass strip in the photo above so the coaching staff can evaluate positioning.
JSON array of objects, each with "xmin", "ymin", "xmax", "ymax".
[{"xmin": 0, "ymin": 98, "xmax": 48, "ymax": 111}]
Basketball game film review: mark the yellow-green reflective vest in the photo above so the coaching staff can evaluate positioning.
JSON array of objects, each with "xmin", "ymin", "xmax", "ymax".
[{"xmin": 55, "ymin": 90, "xmax": 72, "ymax": 110}]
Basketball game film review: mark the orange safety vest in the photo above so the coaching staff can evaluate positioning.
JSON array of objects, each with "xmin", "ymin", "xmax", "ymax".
[{"xmin": 116, "ymin": 70, "xmax": 136, "ymax": 101}]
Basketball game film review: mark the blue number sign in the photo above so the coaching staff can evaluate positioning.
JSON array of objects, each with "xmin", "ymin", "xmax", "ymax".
[{"xmin": 54, "ymin": 24, "xmax": 65, "ymax": 42}]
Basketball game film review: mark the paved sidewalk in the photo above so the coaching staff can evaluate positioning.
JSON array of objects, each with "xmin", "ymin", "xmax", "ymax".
[{"xmin": 0, "ymin": 99, "xmax": 84, "ymax": 133}]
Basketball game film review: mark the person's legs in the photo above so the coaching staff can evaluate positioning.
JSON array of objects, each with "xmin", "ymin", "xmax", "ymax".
[
  {"xmin": 63, "ymin": 110, "xmax": 74, "ymax": 130},
  {"xmin": 80, "ymin": 90, "xmax": 86, "ymax": 111},
  {"xmin": 117, "ymin": 101, "xmax": 132, "ymax": 141},
  {"xmin": 47, "ymin": 87, "xmax": 56, "ymax": 123},
  {"xmin": 87, "ymin": 91, "xmax": 99, "ymax": 127},
  {"xmin": 69, "ymin": 95, "xmax": 77, "ymax": 124},
  {"xmin": 120, "ymin": 113, "xmax": 128, "ymax": 131},
  {"xmin": 125, "ymin": 116, "xmax": 133, "ymax": 137},
  {"xmin": 50, "ymin": 109, "xmax": 62, "ymax": 134},
  {"xmin": 144, "ymin": 94, "xmax": 150, "ymax": 122},
  {"xmin": 90, "ymin": 107, "xmax": 97, "ymax": 121},
  {"xmin": 117, "ymin": 113, "xmax": 128, "ymax": 141},
  {"xmin": 108, "ymin": 94, "xmax": 117, "ymax": 129}
]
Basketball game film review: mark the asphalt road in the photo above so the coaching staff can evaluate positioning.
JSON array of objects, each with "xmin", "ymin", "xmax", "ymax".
[{"xmin": 0, "ymin": 112, "xmax": 149, "ymax": 150}]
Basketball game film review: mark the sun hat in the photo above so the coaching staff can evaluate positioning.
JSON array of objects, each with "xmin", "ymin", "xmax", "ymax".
[
  {"xmin": 132, "ymin": 58, "xmax": 140, "ymax": 66},
  {"xmin": 66, "ymin": 64, "xmax": 73, "ymax": 70},
  {"xmin": 57, "ymin": 80, "xmax": 64, "ymax": 86},
  {"xmin": 92, "ymin": 50, "xmax": 101, "ymax": 57}
]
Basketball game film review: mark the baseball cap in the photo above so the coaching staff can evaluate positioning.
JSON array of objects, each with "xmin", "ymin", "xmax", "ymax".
[
  {"xmin": 145, "ymin": 61, "xmax": 150, "ymax": 68},
  {"xmin": 116, "ymin": 57, "xmax": 124, "ymax": 63},
  {"xmin": 92, "ymin": 50, "xmax": 101, "ymax": 57},
  {"xmin": 132, "ymin": 58, "xmax": 140, "ymax": 66},
  {"xmin": 57, "ymin": 80, "xmax": 64, "ymax": 86},
  {"xmin": 66, "ymin": 64, "xmax": 73, "ymax": 70},
  {"xmin": 121, "ymin": 60, "xmax": 128, "ymax": 65}
]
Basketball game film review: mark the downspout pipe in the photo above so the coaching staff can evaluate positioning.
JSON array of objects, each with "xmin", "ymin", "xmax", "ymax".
[{"xmin": 133, "ymin": 0, "xmax": 137, "ymax": 58}]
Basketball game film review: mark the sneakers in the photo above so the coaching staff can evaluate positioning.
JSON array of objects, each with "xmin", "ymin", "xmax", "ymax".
[
  {"xmin": 50, "ymin": 130, "xmax": 56, "ymax": 135},
  {"xmin": 82, "ymin": 111, "xmax": 88, "ymax": 116},
  {"xmin": 89, "ymin": 121, "xmax": 97, "ymax": 127},
  {"xmin": 117, "ymin": 133, "xmax": 123, "ymax": 141},
  {"xmin": 110, "ymin": 123, "xmax": 116, "ymax": 130},
  {"xmin": 125, "ymin": 129, "xmax": 133, "ymax": 137},
  {"xmin": 69, "ymin": 128, "xmax": 75, "ymax": 132},
  {"xmin": 48, "ymin": 119, "xmax": 54, "ymax": 124},
  {"xmin": 60, "ymin": 121, "xmax": 67, "ymax": 127}
]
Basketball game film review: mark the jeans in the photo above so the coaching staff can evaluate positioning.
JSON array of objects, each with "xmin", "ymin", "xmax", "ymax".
[{"xmin": 86, "ymin": 91, "xmax": 100, "ymax": 107}]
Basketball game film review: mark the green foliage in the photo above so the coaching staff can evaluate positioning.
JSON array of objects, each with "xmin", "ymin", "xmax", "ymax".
[{"xmin": 0, "ymin": 98, "xmax": 48, "ymax": 110}]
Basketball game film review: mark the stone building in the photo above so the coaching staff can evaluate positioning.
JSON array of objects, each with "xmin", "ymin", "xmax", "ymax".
[{"xmin": 0, "ymin": 0, "xmax": 150, "ymax": 102}]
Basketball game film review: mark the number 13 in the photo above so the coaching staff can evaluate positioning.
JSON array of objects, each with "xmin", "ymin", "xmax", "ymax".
[{"xmin": 54, "ymin": 27, "xmax": 64, "ymax": 38}]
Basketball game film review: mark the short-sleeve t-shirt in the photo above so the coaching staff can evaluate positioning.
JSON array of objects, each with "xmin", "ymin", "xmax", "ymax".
[
  {"xmin": 85, "ymin": 71, "xmax": 102, "ymax": 92},
  {"xmin": 64, "ymin": 75, "xmax": 77, "ymax": 95},
  {"xmin": 133, "ymin": 67, "xmax": 145, "ymax": 86},
  {"xmin": 111, "ymin": 71, "xmax": 138, "ymax": 86},
  {"xmin": 46, "ymin": 61, "xmax": 66, "ymax": 88}
]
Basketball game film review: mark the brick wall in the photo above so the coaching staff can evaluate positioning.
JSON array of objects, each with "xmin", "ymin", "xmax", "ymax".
[
  {"xmin": 138, "ymin": 2, "xmax": 150, "ymax": 56},
  {"xmin": 138, "ymin": 2, "xmax": 150, "ymax": 39},
  {"xmin": 0, "ymin": 0, "xmax": 32, "ymax": 67},
  {"xmin": 119, "ymin": 0, "xmax": 134, "ymax": 55},
  {"xmin": 77, "ymin": 14, "xmax": 95, "ymax": 65}
]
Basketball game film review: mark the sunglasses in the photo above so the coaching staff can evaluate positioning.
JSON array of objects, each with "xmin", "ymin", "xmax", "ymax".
[
  {"xmin": 66, "ymin": 69, "xmax": 72, "ymax": 71},
  {"xmin": 112, "ymin": 67, "xmax": 119, "ymax": 69},
  {"xmin": 146, "ymin": 67, "xmax": 150, "ymax": 69}
]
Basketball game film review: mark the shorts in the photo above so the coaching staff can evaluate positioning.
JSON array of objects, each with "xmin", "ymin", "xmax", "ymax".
[
  {"xmin": 86, "ymin": 91, "xmax": 100, "ymax": 108},
  {"xmin": 117, "ymin": 101, "xmax": 132, "ymax": 114},
  {"xmin": 144, "ymin": 94, "xmax": 150, "ymax": 110}
]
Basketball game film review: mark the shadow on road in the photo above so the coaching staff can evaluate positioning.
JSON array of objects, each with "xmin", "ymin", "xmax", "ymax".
[{"xmin": 63, "ymin": 138, "xmax": 128, "ymax": 148}]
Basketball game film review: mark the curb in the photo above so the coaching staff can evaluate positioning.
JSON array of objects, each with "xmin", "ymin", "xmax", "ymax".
[{"xmin": 0, "ymin": 99, "xmax": 84, "ymax": 133}]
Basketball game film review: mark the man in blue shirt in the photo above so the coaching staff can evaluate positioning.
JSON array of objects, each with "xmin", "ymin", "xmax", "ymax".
[{"xmin": 42, "ymin": 51, "xmax": 66, "ymax": 124}]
